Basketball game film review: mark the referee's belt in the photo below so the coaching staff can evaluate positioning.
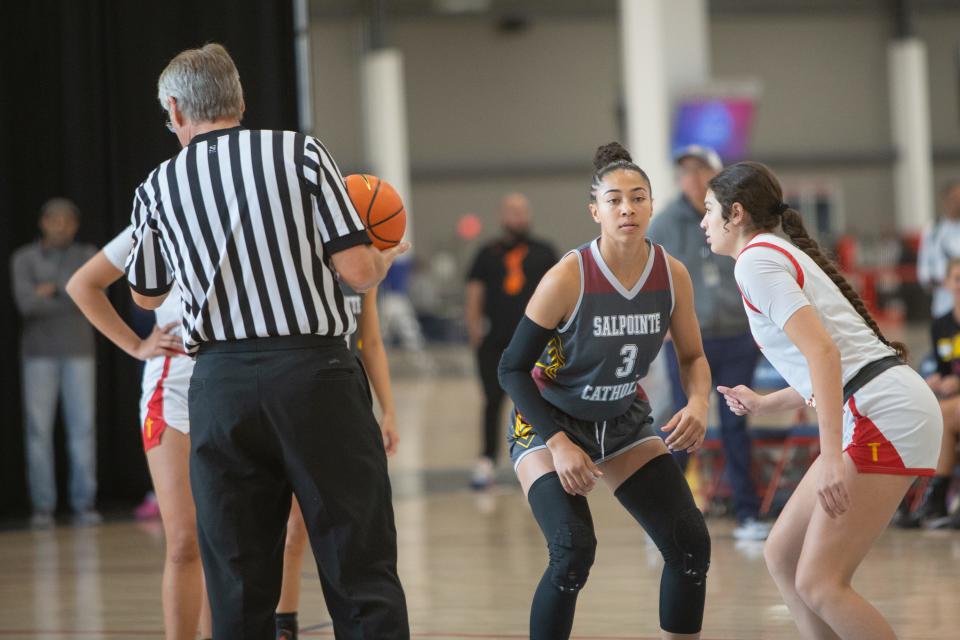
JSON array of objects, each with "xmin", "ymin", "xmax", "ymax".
[{"xmin": 198, "ymin": 334, "xmax": 346, "ymax": 354}]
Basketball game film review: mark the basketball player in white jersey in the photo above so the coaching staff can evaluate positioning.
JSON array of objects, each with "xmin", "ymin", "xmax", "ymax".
[
  {"xmin": 702, "ymin": 162, "xmax": 942, "ymax": 639},
  {"xmin": 67, "ymin": 227, "xmax": 212, "ymax": 639},
  {"xmin": 70, "ymin": 229, "xmax": 399, "ymax": 640}
]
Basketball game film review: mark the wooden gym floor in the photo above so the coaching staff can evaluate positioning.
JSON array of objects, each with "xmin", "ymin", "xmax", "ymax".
[{"xmin": 1, "ymin": 348, "xmax": 958, "ymax": 639}]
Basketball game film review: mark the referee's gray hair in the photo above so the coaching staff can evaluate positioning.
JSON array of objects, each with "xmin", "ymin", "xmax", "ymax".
[{"xmin": 158, "ymin": 43, "xmax": 244, "ymax": 123}]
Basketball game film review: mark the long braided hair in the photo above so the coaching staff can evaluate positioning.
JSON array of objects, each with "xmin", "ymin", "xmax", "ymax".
[{"xmin": 709, "ymin": 161, "xmax": 907, "ymax": 359}]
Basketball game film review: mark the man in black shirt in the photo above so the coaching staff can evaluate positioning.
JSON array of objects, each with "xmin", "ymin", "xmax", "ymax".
[
  {"xmin": 900, "ymin": 258, "xmax": 960, "ymax": 528},
  {"xmin": 465, "ymin": 194, "xmax": 556, "ymax": 488}
]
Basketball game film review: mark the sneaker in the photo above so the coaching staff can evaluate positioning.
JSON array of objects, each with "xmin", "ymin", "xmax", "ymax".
[
  {"xmin": 733, "ymin": 538, "xmax": 766, "ymax": 559},
  {"xmin": 470, "ymin": 457, "xmax": 495, "ymax": 490},
  {"xmin": 892, "ymin": 502, "xmax": 920, "ymax": 529},
  {"xmin": 30, "ymin": 511, "xmax": 54, "ymax": 530},
  {"xmin": 275, "ymin": 611, "xmax": 298, "ymax": 640},
  {"xmin": 897, "ymin": 497, "xmax": 948, "ymax": 529},
  {"xmin": 73, "ymin": 510, "xmax": 103, "ymax": 527},
  {"xmin": 134, "ymin": 493, "xmax": 161, "ymax": 521},
  {"xmin": 733, "ymin": 518, "xmax": 771, "ymax": 541},
  {"xmin": 924, "ymin": 514, "xmax": 953, "ymax": 530},
  {"xmin": 948, "ymin": 510, "xmax": 960, "ymax": 530}
]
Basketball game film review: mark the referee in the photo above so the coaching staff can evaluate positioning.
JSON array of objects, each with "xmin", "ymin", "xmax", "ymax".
[{"xmin": 125, "ymin": 44, "xmax": 409, "ymax": 639}]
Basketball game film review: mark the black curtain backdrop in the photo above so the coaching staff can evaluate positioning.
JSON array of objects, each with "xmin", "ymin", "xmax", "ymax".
[{"xmin": 0, "ymin": 1, "xmax": 298, "ymax": 516}]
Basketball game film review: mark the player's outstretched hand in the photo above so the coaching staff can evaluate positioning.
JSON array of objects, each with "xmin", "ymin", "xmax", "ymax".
[
  {"xmin": 717, "ymin": 384, "xmax": 764, "ymax": 417},
  {"xmin": 662, "ymin": 401, "xmax": 707, "ymax": 453},
  {"xmin": 547, "ymin": 432, "xmax": 602, "ymax": 496}
]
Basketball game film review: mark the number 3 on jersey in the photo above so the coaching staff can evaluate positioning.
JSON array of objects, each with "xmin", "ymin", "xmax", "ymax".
[{"xmin": 615, "ymin": 344, "xmax": 638, "ymax": 378}]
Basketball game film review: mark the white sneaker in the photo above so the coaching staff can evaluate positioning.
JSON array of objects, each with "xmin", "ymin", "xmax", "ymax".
[
  {"xmin": 470, "ymin": 457, "xmax": 495, "ymax": 490},
  {"xmin": 30, "ymin": 512, "xmax": 54, "ymax": 530},
  {"xmin": 733, "ymin": 518, "xmax": 771, "ymax": 541}
]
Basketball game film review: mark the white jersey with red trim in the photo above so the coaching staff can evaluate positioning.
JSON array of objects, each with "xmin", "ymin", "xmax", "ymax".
[
  {"xmin": 842, "ymin": 365, "xmax": 940, "ymax": 476},
  {"xmin": 103, "ymin": 226, "xmax": 193, "ymax": 446},
  {"xmin": 139, "ymin": 354, "xmax": 192, "ymax": 444},
  {"xmin": 103, "ymin": 226, "xmax": 182, "ymax": 330},
  {"xmin": 734, "ymin": 232, "xmax": 895, "ymax": 404}
]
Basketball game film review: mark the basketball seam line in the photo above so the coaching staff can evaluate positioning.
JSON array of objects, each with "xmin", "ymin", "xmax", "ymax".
[
  {"xmin": 367, "ymin": 204, "xmax": 405, "ymax": 231},
  {"xmin": 367, "ymin": 213, "xmax": 403, "ymax": 243},
  {"xmin": 365, "ymin": 175, "xmax": 382, "ymax": 227}
]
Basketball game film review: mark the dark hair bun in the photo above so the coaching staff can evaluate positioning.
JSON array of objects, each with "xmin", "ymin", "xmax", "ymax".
[{"xmin": 593, "ymin": 142, "xmax": 632, "ymax": 172}]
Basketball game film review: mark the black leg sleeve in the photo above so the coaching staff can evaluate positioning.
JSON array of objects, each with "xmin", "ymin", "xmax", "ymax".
[
  {"xmin": 614, "ymin": 454, "xmax": 710, "ymax": 635},
  {"xmin": 527, "ymin": 472, "xmax": 597, "ymax": 640}
]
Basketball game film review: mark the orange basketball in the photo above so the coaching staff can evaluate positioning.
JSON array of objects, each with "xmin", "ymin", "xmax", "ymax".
[{"xmin": 344, "ymin": 174, "xmax": 407, "ymax": 250}]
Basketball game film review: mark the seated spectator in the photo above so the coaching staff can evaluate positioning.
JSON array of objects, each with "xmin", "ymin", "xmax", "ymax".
[
  {"xmin": 918, "ymin": 180, "xmax": 960, "ymax": 318},
  {"xmin": 897, "ymin": 257, "xmax": 960, "ymax": 529}
]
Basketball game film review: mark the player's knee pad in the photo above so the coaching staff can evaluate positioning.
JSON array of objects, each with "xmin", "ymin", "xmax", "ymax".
[
  {"xmin": 667, "ymin": 507, "xmax": 711, "ymax": 585},
  {"xmin": 657, "ymin": 508, "xmax": 710, "ymax": 634},
  {"xmin": 615, "ymin": 455, "xmax": 709, "ymax": 634},
  {"xmin": 614, "ymin": 454, "xmax": 711, "ymax": 585},
  {"xmin": 640, "ymin": 505, "xmax": 711, "ymax": 586},
  {"xmin": 528, "ymin": 471, "xmax": 597, "ymax": 594},
  {"xmin": 546, "ymin": 522, "xmax": 597, "ymax": 592}
]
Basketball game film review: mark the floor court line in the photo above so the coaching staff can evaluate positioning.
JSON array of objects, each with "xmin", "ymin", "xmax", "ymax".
[{"xmin": 0, "ymin": 631, "xmax": 736, "ymax": 640}]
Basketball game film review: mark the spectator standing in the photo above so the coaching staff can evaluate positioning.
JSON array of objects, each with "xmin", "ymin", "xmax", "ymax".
[
  {"xmin": 11, "ymin": 198, "xmax": 100, "ymax": 528},
  {"xmin": 648, "ymin": 146, "xmax": 769, "ymax": 540},
  {"xmin": 465, "ymin": 194, "xmax": 556, "ymax": 488}
]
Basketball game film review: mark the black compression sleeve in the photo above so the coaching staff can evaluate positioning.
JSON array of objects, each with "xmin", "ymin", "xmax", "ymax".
[{"xmin": 498, "ymin": 315, "xmax": 565, "ymax": 442}]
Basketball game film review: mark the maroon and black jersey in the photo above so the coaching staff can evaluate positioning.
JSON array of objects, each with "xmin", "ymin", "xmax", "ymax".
[{"xmin": 532, "ymin": 238, "xmax": 674, "ymax": 422}]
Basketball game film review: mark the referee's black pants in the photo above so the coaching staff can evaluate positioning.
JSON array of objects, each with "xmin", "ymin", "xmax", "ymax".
[{"xmin": 188, "ymin": 336, "xmax": 408, "ymax": 640}]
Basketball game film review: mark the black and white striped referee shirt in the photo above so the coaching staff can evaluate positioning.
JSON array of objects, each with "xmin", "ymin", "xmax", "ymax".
[{"xmin": 125, "ymin": 127, "xmax": 371, "ymax": 354}]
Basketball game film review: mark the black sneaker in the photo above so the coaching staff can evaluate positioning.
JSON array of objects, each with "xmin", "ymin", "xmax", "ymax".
[
  {"xmin": 275, "ymin": 612, "xmax": 298, "ymax": 640},
  {"xmin": 892, "ymin": 503, "xmax": 920, "ymax": 529},
  {"xmin": 917, "ymin": 498, "xmax": 949, "ymax": 528},
  {"xmin": 894, "ymin": 498, "xmax": 948, "ymax": 529}
]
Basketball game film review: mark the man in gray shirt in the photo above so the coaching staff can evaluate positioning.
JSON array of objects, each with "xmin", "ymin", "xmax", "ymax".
[
  {"xmin": 11, "ymin": 199, "xmax": 100, "ymax": 528},
  {"xmin": 648, "ymin": 146, "xmax": 768, "ymax": 540}
]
